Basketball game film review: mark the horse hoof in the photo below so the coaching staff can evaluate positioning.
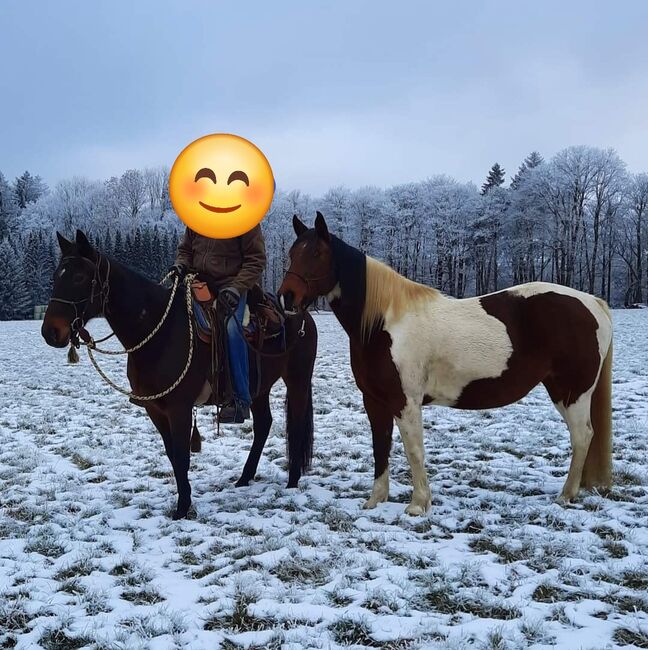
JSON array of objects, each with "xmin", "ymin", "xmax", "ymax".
[
  {"xmin": 405, "ymin": 500, "xmax": 431, "ymax": 516},
  {"xmin": 172, "ymin": 503, "xmax": 193, "ymax": 520},
  {"xmin": 235, "ymin": 478, "xmax": 250, "ymax": 488},
  {"xmin": 362, "ymin": 496, "xmax": 386, "ymax": 509},
  {"xmin": 286, "ymin": 480, "xmax": 299, "ymax": 489}
]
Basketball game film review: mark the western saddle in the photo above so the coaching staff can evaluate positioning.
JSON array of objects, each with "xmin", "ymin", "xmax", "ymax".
[{"xmin": 190, "ymin": 280, "xmax": 285, "ymax": 405}]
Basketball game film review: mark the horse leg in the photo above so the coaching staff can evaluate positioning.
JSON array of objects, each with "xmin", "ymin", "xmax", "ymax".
[
  {"xmin": 395, "ymin": 399, "xmax": 432, "ymax": 516},
  {"xmin": 284, "ymin": 378, "xmax": 314, "ymax": 489},
  {"xmin": 145, "ymin": 405, "xmax": 173, "ymax": 466},
  {"xmin": 235, "ymin": 391, "xmax": 272, "ymax": 487},
  {"xmin": 555, "ymin": 394, "xmax": 595, "ymax": 502},
  {"xmin": 362, "ymin": 393, "xmax": 393, "ymax": 509},
  {"xmin": 167, "ymin": 407, "xmax": 193, "ymax": 519}
]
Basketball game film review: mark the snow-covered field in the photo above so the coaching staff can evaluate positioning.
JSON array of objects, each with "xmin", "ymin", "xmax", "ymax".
[{"xmin": 1, "ymin": 311, "xmax": 647, "ymax": 650}]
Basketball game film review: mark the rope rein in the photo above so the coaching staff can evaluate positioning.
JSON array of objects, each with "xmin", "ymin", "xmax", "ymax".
[
  {"xmin": 84, "ymin": 271, "xmax": 181, "ymax": 355},
  {"xmin": 83, "ymin": 272, "xmax": 197, "ymax": 402}
]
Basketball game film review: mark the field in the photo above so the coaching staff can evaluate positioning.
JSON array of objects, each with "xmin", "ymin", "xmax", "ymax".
[{"xmin": 1, "ymin": 311, "xmax": 647, "ymax": 649}]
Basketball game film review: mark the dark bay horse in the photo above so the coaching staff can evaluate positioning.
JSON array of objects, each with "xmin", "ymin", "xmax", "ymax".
[
  {"xmin": 42, "ymin": 230, "xmax": 317, "ymax": 519},
  {"xmin": 279, "ymin": 212, "xmax": 613, "ymax": 516}
]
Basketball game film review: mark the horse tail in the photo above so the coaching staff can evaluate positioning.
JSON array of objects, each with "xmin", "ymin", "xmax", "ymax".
[
  {"xmin": 191, "ymin": 417, "xmax": 202, "ymax": 453},
  {"xmin": 285, "ymin": 382, "xmax": 314, "ymax": 482},
  {"xmin": 582, "ymin": 299, "xmax": 613, "ymax": 489}
]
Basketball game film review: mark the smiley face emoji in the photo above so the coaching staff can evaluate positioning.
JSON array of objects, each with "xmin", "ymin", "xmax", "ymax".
[{"xmin": 169, "ymin": 133, "xmax": 275, "ymax": 239}]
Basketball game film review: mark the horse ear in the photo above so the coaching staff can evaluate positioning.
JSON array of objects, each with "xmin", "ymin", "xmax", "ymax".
[
  {"xmin": 56, "ymin": 232, "xmax": 75, "ymax": 255},
  {"xmin": 293, "ymin": 215, "xmax": 308, "ymax": 237},
  {"xmin": 76, "ymin": 230, "xmax": 96, "ymax": 260},
  {"xmin": 314, "ymin": 211, "xmax": 330, "ymax": 242}
]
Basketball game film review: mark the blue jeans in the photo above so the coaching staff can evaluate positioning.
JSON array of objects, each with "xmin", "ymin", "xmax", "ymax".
[{"xmin": 226, "ymin": 291, "xmax": 251, "ymax": 405}]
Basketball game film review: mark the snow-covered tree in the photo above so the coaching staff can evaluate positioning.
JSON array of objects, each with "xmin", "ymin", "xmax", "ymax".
[
  {"xmin": 13, "ymin": 171, "xmax": 48, "ymax": 209},
  {"xmin": 481, "ymin": 163, "xmax": 506, "ymax": 195}
]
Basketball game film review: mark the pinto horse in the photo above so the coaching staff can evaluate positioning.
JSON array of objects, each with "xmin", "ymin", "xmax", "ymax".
[
  {"xmin": 42, "ymin": 231, "xmax": 317, "ymax": 519},
  {"xmin": 279, "ymin": 212, "xmax": 613, "ymax": 516}
]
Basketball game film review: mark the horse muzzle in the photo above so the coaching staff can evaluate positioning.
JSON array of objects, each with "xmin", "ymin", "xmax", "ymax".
[{"xmin": 41, "ymin": 319, "xmax": 71, "ymax": 348}]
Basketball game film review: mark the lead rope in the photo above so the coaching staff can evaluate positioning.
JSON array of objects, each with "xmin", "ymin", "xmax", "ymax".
[{"xmin": 83, "ymin": 273, "xmax": 197, "ymax": 402}]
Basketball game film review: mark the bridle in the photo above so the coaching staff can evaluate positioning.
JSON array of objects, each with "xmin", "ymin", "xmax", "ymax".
[
  {"xmin": 49, "ymin": 254, "xmax": 112, "ymax": 348},
  {"xmin": 284, "ymin": 270, "xmax": 332, "ymax": 294}
]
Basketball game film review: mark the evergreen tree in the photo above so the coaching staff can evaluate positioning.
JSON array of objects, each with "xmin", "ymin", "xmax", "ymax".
[
  {"xmin": 103, "ymin": 228, "xmax": 113, "ymax": 257},
  {"xmin": 481, "ymin": 163, "xmax": 506, "ymax": 195},
  {"xmin": 124, "ymin": 233, "xmax": 135, "ymax": 268},
  {"xmin": 510, "ymin": 151, "xmax": 544, "ymax": 190},
  {"xmin": 13, "ymin": 171, "xmax": 48, "ymax": 208},
  {"xmin": 151, "ymin": 225, "xmax": 163, "ymax": 280},
  {"xmin": 140, "ymin": 227, "xmax": 154, "ymax": 279},
  {"xmin": 0, "ymin": 239, "xmax": 24, "ymax": 319},
  {"xmin": 113, "ymin": 230, "xmax": 123, "ymax": 262},
  {"xmin": 0, "ymin": 171, "xmax": 19, "ymax": 238}
]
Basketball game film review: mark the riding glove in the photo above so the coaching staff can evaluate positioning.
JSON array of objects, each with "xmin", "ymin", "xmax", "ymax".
[
  {"xmin": 169, "ymin": 263, "xmax": 187, "ymax": 279},
  {"xmin": 220, "ymin": 286, "xmax": 240, "ymax": 310}
]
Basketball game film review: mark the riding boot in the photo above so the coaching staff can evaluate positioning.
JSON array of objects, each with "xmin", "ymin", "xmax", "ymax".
[{"xmin": 218, "ymin": 399, "xmax": 250, "ymax": 424}]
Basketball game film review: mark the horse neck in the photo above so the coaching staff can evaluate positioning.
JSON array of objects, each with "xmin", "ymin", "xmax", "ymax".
[
  {"xmin": 102, "ymin": 259, "xmax": 172, "ymax": 351},
  {"xmin": 327, "ymin": 236, "xmax": 366, "ymax": 341}
]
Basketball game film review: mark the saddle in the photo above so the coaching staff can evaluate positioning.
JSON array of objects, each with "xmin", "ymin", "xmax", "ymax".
[
  {"xmin": 190, "ymin": 280, "xmax": 285, "ymax": 405},
  {"xmin": 191, "ymin": 281, "xmax": 285, "ymax": 346}
]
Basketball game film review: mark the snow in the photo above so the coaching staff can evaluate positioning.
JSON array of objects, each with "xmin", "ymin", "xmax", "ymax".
[{"xmin": 0, "ymin": 311, "xmax": 647, "ymax": 649}]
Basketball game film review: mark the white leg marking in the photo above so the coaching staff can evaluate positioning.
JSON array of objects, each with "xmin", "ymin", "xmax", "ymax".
[
  {"xmin": 557, "ymin": 392, "xmax": 594, "ymax": 503},
  {"xmin": 363, "ymin": 469, "xmax": 389, "ymax": 509},
  {"xmin": 396, "ymin": 401, "xmax": 431, "ymax": 516}
]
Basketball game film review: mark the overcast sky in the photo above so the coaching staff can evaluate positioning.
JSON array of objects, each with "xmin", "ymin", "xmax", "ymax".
[{"xmin": 1, "ymin": 1, "xmax": 647, "ymax": 194}]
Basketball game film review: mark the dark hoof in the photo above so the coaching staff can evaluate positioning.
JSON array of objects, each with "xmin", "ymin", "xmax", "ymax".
[
  {"xmin": 286, "ymin": 480, "xmax": 299, "ymax": 489},
  {"xmin": 235, "ymin": 477, "xmax": 251, "ymax": 488},
  {"xmin": 172, "ymin": 503, "xmax": 194, "ymax": 520}
]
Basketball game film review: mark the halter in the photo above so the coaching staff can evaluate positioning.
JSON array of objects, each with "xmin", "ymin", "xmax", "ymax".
[{"xmin": 284, "ymin": 270, "xmax": 332, "ymax": 293}]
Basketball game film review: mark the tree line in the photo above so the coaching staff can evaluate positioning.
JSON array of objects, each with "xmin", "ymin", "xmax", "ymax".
[{"xmin": 0, "ymin": 144, "xmax": 646, "ymax": 320}]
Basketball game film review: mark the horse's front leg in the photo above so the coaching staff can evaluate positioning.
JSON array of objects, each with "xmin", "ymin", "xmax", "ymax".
[
  {"xmin": 396, "ymin": 399, "xmax": 431, "ymax": 516},
  {"xmin": 362, "ymin": 393, "xmax": 393, "ymax": 509},
  {"xmin": 167, "ymin": 406, "xmax": 193, "ymax": 519}
]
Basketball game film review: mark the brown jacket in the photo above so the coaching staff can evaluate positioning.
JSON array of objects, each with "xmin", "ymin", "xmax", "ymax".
[{"xmin": 175, "ymin": 225, "xmax": 266, "ymax": 293}]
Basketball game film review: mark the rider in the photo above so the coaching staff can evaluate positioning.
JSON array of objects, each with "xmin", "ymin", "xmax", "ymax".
[{"xmin": 170, "ymin": 224, "xmax": 266, "ymax": 423}]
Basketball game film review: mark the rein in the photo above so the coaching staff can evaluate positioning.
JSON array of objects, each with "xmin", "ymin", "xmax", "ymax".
[{"xmin": 85, "ymin": 273, "xmax": 197, "ymax": 402}]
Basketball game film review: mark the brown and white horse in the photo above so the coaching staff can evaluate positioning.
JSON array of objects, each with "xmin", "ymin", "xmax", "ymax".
[{"xmin": 279, "ymin": 212, "xmax": 613, "ymax": 515}]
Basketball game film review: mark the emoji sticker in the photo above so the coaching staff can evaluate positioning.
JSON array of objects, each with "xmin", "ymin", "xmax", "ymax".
[{"xmin": 169, "ymin": 133, "xmax": 274, "ymax": 238}]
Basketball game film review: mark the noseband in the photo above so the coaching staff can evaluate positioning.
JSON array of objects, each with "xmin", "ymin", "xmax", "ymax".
[
  {"xmin": 49, "ymin": 254, "xmax": 111, "ymax": 346},
  {"xmin": 284, "ymin": 270, "xmax": 331, "ymax": 294}
]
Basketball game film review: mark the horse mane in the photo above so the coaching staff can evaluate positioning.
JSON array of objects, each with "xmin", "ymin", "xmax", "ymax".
[
  {"xmin": 362, "ymin": 256, "xmax": 439, "ymax": 340},
  {"xmin": 329, "ymin": 235, "xmax": 439, "ymax": 341}
]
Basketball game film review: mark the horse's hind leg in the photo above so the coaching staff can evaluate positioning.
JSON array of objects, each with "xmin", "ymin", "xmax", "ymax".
[
  {"xmin": 284, "ymin": 379, "xmax": 314, "ymax": 488},
  {"xmin": 236, "ymin": 391, "xmax": 272, "ymax": 487},
  {"xmin": 552, "ymin": 393, "xmax": 595, "ymax": 502},
  {"xmin": 362, "ymin": 393, "xmax": 393, "ymax": 510}
]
